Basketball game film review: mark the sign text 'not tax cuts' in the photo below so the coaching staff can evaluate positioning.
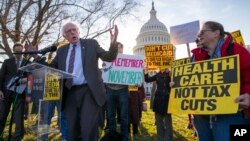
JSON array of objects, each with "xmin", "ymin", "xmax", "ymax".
[{"xmin": 168, "ymin": 55, "xmax": 240, "ymax": 115}]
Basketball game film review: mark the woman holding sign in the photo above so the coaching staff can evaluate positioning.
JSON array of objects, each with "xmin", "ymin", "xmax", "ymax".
[
  {"xmin": 144, "ymin": 68, "xmax": 173, "ymax": 141},
  {"xmin": 191, "ymin": 21, "xmax": 250, "ymax": 141}
]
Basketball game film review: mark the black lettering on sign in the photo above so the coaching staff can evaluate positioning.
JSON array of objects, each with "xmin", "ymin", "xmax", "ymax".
[{"xmin": 180, "ymin": 99, "xmax": 217, "ymax": 111}]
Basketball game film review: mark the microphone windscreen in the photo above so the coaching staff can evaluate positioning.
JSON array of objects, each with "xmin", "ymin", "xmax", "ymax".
[{"xmin": 51, "ymin": 45, "xmax": 57, "ymax": 51}]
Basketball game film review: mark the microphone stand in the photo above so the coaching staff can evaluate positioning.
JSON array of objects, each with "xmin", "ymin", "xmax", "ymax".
[{"xmin": 7, "ymin": 52, "xmax": 46, "ymax": 141}]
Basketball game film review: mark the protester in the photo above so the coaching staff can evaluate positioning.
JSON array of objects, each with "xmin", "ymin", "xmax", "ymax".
[
  {"xmin": 128, "ymin": 85, "xmax": 145, "ymax": 139},
  {"xmin": 0, "ymin": 43, "xmax": 27, "ymax": 141},
  {"xmin": 137, "ymin": 85, "xmax": 146, "ymax": 122},
  {"xmin": 26, "ymin": 21, "xmax": 118, "ymax": 141},
  {"xmin": 106, "ymin": 42, "xmax": 129, "ymax": 141},
  {"xmin": 191, "ymin": 21, "xmax": 250, "ymax": 141},
  {"xmin": 183, "ymin": 38, "xmax": 204, "ymax": 136},
  {"xmin": 149, "ymin": 80, "xmax": 157, "ymax": 126},
  {"xmin": 144, "ymin": 68, "xmax": 173, "ymax": 141},
  {"xmin": 235, "ymin": 93, "xmax": 250, "ymax": 111},
  {"xmin": 23, "ymin": 101, "xmax": 29, "ymax": 120},
  {"xmin": 150, "ymin": 81, "xmax": 157, "ymax": 110}
]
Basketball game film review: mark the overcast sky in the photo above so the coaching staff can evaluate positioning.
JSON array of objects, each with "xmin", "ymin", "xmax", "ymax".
[
  {"xmin": 110, "ymin": 0, "xmax": 250, "ymax": 59},
  {"xmin": 2, "ymin": 0, "xmax": 249, "ymax": 63}
]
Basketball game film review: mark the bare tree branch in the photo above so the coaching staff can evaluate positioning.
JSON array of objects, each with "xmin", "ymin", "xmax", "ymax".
[{"xmin": 0, "ymin": 0, "xmax": 140, "ymax": 58}]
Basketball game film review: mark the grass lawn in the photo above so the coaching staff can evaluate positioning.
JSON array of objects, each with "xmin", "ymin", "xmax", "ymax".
[{"xmin": 2, "ymin": 100, "xmax": 198, "ymax": 141}]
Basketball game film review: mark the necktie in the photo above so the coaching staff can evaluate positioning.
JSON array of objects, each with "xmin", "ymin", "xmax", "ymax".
[{"xmin": 65, "ymin": 45, "xmax": 76, "ymax": 89}]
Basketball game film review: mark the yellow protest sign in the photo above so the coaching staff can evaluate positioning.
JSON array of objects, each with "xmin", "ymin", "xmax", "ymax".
[
  {"xmin": 145, "ymin": 44, "xmax": 174, "ymax": 72},
  {"xmin": 170, "ymin": 57, "xmax": 190, "ymax": 67},
  {"xmin": 44, "ymin": 71, "xmax": 61, "ymax": 101},
  {"xmin": 231, "ymin": 30, "xmax": 246, "ymax": 47},
  {"xmin": 128, "ymin": 85, "xmax": 138, "ymax": 91},
  {"xmin": 168, "ymin": 55, "xmax": 240, "ymax": 114}
]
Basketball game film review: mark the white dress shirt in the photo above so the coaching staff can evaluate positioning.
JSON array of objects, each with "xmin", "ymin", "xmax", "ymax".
[{"xmin": 66, "ymin": 41, "xmax": 87, "ymax": 85}]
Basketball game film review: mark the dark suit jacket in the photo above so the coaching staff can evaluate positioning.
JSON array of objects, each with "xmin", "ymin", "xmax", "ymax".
[
  {"xmin": 0, "ymin": 57, "xmax": 27, "ymax": 93},
  {"xmin": 50, "ymin": 38, "xmax": 118, "ymax": 107}
]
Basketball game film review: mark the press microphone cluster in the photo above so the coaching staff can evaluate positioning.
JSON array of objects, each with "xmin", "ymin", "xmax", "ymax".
[{"xmin": 13, "ymin": 45, "xmax": 57, "ymax": 54}]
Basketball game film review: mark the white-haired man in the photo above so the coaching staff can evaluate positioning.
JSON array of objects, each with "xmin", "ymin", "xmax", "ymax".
[{"xmin": 28, "ymin": 21, "xmax": 119, "ymax": 141}]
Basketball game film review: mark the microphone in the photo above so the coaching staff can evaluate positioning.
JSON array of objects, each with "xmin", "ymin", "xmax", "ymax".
[{"xmin": 13, "ymin": 45, "xmax": 57, "ymax": 54}]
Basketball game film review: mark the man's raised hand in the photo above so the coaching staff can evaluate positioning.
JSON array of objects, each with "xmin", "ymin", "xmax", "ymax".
[
  {"xmin": 24, "ymin": 40, "xmax": 39, "ymax": 58},
  {"xmin": 110, "ymin": 25, "xmax": 118, "ymax": 44}
]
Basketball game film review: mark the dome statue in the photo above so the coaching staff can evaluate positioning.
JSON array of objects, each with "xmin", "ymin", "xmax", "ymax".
[{"xmin": 133, "ymin": 1, "xmax": 170, "ymax": 55}]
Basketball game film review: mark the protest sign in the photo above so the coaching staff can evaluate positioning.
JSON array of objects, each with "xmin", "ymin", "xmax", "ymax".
[
  {"xmin": 145, "ymin": 44, "xmax": 174, "ymax": 72},
  {"xmin": 170, "ymin": 20, "xmax": 200, "ymax": 45},
  {"xmin": 170, "ymin": 57, "xmax": 190, "ymax": 67},
  {"xmin": 128, "ymin": 85, "xmax": 139, "ymax": 91},
  {"xmin": 231, "ymin": 30, "xmax": 246, "ymax": 47},
  {"xmin": 102, "ymin": 54, "xmax": 144, "ymax": 85},
  {"xmin": 168, "ymin": 55, "xmax": 240, "ymax": 114},
  {"xmin": 44, "ymin": 71, "xmax": 61, "ymax": 100}
]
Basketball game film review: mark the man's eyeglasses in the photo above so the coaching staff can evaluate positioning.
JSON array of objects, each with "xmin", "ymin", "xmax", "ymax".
[
  {"xmin": 199, "ymin": 29, "xmax": 213, "ymax": 35},
  {"xmin": 65, "ymin": 28, "xmax": 78, "ymax": 34}
]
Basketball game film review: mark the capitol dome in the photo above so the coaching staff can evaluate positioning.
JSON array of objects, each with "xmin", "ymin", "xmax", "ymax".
[
  {"xmin": 133, "ymin": 1, "xmax": 170, "ymax": 55},
  {"xmin": 139, "ymin": 7, "xmax": 168, "ymax": 34},
  {"xmin": 133, "ymin": 2, "xmax": 173, "ymax": 96}
]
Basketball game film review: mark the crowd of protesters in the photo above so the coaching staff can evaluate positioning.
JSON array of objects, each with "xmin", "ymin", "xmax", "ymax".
[{"xmin": 0, "ymin": 20, "xmax": 250, "ymax": 141}]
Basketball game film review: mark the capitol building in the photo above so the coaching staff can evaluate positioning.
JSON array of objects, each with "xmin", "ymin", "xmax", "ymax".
[{"xmin": 133, "ymin": 2, "xmax": 173, "ymax": 96}]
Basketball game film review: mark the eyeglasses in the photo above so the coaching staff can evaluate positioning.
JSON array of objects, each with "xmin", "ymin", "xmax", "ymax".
[
  {"xmin": 199, "ymin": 29, "xmax": 213, "ymax": 35},
  {"xmin": 65, "ymin": 28, "xmax": 78, "ymax": 34}
]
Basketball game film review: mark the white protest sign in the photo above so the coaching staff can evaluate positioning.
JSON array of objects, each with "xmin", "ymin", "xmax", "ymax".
[
  {"xmin": 170, "ymin": 20, "xmax": 200, "ymax": 45},
  {"xmin": 102, "ymin": 53, "xmax": 144, "ymax": 85}
]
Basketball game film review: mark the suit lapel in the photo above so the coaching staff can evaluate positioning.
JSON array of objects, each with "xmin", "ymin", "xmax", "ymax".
[
  {"xmin": 62, "ymin": 45, "xmax": 70, "ymax": 71},
  {"xmin": 80, "ymin": 39, "xmax": 87, "ymax": 69}
]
